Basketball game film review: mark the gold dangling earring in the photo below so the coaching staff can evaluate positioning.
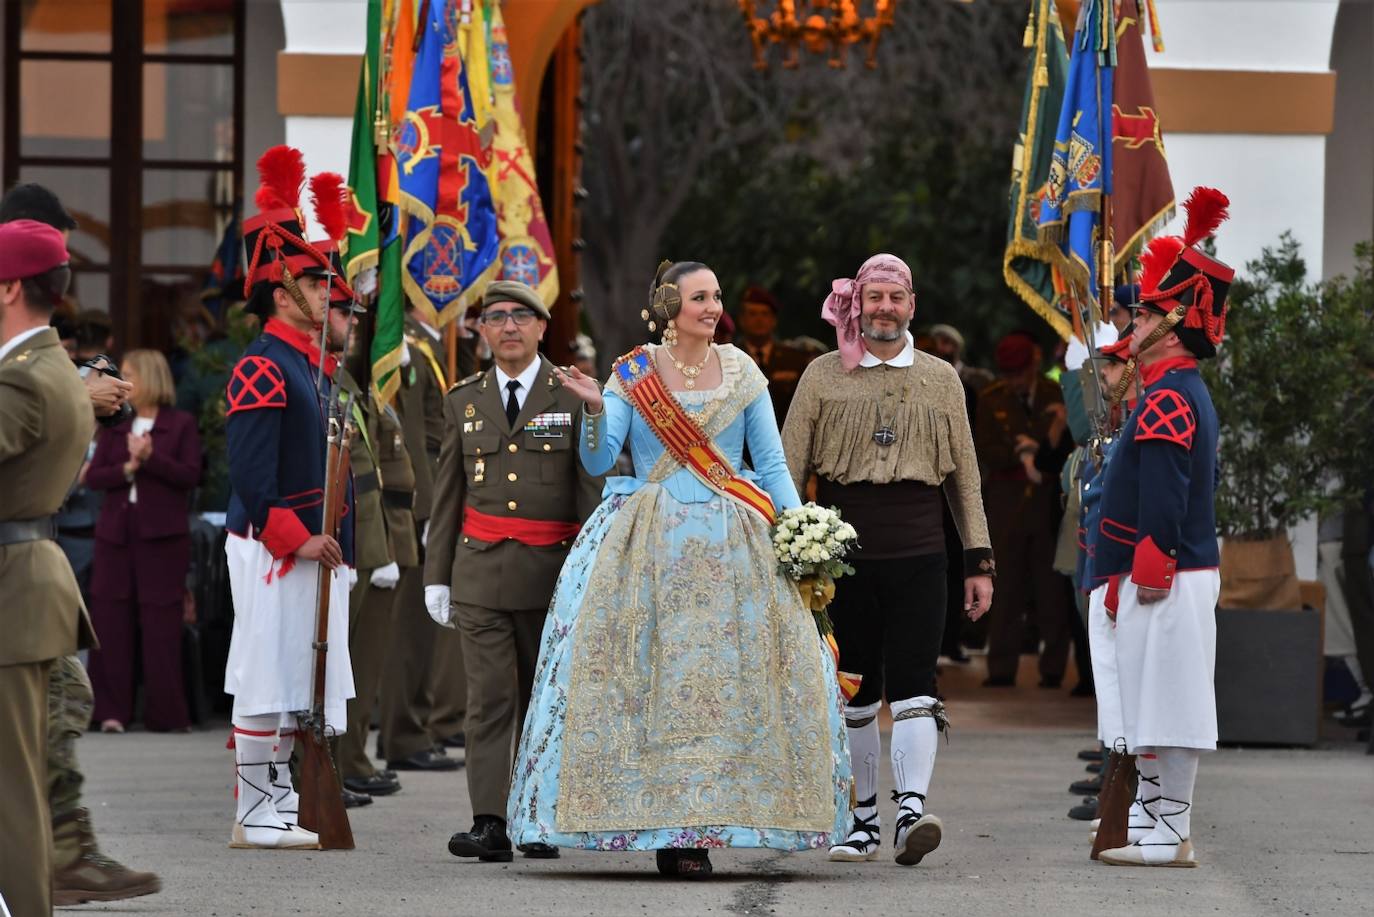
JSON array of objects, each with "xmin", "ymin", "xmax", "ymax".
[{"xmin": 662, "ymin": 319, "xmax": 679, "ymax": 348}]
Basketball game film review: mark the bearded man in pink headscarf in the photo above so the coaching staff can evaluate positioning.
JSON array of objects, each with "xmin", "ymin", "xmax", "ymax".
[{"xmin": 782, "ymin": 253, "xmax": 995, "ymax": 868}]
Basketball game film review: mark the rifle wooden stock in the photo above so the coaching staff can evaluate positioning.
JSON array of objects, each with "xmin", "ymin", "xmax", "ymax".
[
  {"xmin": 1090, "ymin": 751, "xmax": 1135, "ymax": 860},
  {"xmin": 297, "ymin": 413, "xmax": 356, "ymax": 850}
]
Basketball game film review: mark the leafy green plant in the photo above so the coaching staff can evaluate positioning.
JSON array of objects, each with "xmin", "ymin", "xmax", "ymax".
[{"xmin": 1203, "ymin": 236, "xmax": 1374, "ymax": 539}]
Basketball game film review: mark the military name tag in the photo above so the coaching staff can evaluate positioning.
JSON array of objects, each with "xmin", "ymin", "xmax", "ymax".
[{"xmin": 474, "ymin": 457, "xmax": 486, "ymax": 482}]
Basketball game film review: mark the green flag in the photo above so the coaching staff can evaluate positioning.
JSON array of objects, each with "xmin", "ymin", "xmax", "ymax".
[
  {"xmin": 342, "ymin": 0, "xmax": 404, "ymax": 410},
  {"xmin": 1003, "ymin": 0, "xmax": 1072, "ymax": 339}
]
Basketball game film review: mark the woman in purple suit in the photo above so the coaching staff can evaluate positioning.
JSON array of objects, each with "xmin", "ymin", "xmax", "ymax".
[{"xmin": 86, "ymin": 349, "xmax": 202, "ymax": 732}]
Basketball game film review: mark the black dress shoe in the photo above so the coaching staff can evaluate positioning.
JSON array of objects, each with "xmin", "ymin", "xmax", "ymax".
[
  {"xmin": 443, "ymin": 732, "xmax": 466, "ymax": 749},
  {"xmin": 345, "ymin": 773, "xmax": 401, "ymax": 796},
  {"xmin": 1067, "ymin": 796, "xmax": 1099, "ymax": 820},
  {"xmin": 342, "ymin": 787, "xmax": 373, "ymax": 808},
  {"xmin": 982, "ymin": 676, "xmax": 1015, "ymax": 687},
  {"xmin": 518, "ymin": 842, "xmax": 560, "ymax": 859},
  {"xmin": 1077, "ymin": 746, "xmax": 1104, "ymax": 762},
  {"xmin": 1069, "ymin": 775, "xmax": 1101, "ymax": 796},
  {"xmin": 944, "ymin": 648, "xmax": 971, "ymax": 664},
  {"xmin": 1038, "ymin": 676, "xmax": 1063, "ymax": 689},
  {"xmin": 449, "ymin": 816, "xmax": 513, "ymax": 862},
  {"xmin": 1084, "ymin": 761, "xmax": 1102, "ymax": 775},
  {"xmin": 380, "ymin": 768, "xmax": 398, "ymax": 781},
  {"xmin": 388, "ymin": 748, "xmax": 461, "ymax": 771}
]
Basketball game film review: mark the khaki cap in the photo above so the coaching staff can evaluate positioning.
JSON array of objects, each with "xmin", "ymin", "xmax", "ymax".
[{"xmin": 482, "ymin": 280, "xmax": 549, "ymax": 320}]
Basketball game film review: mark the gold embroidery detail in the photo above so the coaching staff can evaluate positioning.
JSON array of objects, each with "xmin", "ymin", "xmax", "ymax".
[{"xmin": 557, "ymin": 486, "xmax": 836, "ymax": 833}]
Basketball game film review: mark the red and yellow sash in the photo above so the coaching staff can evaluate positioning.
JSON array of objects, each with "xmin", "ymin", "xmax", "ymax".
[{"xmin": 613, "ymin": 347, "xmax": 776, "ymax": 525}]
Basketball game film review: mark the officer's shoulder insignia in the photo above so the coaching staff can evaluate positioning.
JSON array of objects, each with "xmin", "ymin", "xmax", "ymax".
[
  {"xmin": 15, "ymin": 350, "xmax": 31, "ymax": 362},
  {"xmin": 227, "ymin": 355, "xmax": 286, "ymax": 415},
  {"xmin": 448, "ymin": 371, "xmax": 483, "ymax": 393}
]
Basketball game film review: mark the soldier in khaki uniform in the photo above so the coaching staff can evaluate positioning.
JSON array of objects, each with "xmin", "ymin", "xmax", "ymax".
[
  {"xmin": 0, "ymin": 220, "xmax": 98, "ymax": 917},
  {"xmin": 334, "ymin": 357, "xmax": 413, "ymax": 799},
  {"xmin": 425, "ymin": 280, "xmax": 603, "ymax": 863},
  {"xmin": 1, "ymin": 183, "xmax": 158, "ymax": 907},
  {"xmin": 379, "ymin": 310, "xmax": 470, "ymax": 770}
]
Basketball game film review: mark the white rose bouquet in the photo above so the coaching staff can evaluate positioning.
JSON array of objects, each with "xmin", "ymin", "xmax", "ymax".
[{"xmin": 772, "ymin": 503, "xmax": 859, "ymax": 631}]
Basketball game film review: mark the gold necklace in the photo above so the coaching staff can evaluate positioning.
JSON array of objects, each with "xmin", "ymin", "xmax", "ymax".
[{"xmin": 666, "ymin": 343, "xmax": 712, "ymax": 389}]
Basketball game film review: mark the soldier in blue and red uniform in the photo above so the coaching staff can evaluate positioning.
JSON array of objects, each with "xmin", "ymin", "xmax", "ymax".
[
  {"xmin": 1091, "ymin": 187, "xmax": 1234, "ymax": 868},
  {"xmin": 221, "ymin": 146, "xmax": 357, "ymax": 850}
]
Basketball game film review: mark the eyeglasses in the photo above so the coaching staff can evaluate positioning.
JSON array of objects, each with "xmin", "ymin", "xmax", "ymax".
[{"xmin": 479, "ymin": 307, "xmax": 538, "ymax": 327}]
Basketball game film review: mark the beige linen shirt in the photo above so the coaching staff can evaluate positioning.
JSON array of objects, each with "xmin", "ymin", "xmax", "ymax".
[{"xmin": 782, "ymin": 346, "xmax": 994, "ymax": 573}]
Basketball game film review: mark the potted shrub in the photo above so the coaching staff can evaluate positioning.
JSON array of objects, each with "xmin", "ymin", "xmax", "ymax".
[
  {"xmin": 1202, "ymin": 236, "xmax": 1373, "ymax": 745},
  {"xmin": 1204, "ymin": 236, "xmax": 1374, "ymax": 608}
]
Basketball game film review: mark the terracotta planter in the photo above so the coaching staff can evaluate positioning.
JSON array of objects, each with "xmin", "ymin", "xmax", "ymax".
[{"xmin": 1219, "ymin": 535, "xmax": 1302, "ymax": 611}]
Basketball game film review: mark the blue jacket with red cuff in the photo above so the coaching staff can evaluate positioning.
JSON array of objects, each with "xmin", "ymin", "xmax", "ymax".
[
  {"xmin": 1093, "ymin": 357, "xmax": 1218, "ymax": 591},
  {"xmin": 225, "ymin": 318, "xmax": 354, "ymax": 570}
]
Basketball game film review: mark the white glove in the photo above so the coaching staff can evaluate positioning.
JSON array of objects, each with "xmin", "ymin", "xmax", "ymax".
[
  {"xmin": 1064, "ymin": 335, "xmax": 1091, "ymax": 372},
  {"xmin": 1066, "ymin": 322, "xmax": 1119, "ymax": 371},
  {"xmin": 400, "ymin": 339, "xmax": 412, "ymax": 367},
  {"xmin": 421, "ymin": 520, "xmax": 430, "ymax": 550},
  {"xmin": 425, "ymin": 584, "xmax": 453, "ymax": 628},
  {"xmin": 370, "ymin": 561, "xmax": 401, "ymax": 590},
  {"xmin": 347, "ymin": 566, "xmax": 359, "ymax": 591}
]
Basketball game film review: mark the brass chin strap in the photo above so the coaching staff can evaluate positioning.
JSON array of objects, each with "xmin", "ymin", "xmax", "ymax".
[
  {"xmin": 1109, "ymin": 358, "xmax": 1137, "ymax": 407},
  {"xmin": 279, "ymin": 262, "xmax": 320, "ymax": 327},
  {"xmin": 1134, "ymin": 302, "xmax": 1187, "ymax": 358}
]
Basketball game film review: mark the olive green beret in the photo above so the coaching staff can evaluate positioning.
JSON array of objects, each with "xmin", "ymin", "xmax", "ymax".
[{"xmin": 482, "ymin": 280, "xmax": 549, "ymax": 320}]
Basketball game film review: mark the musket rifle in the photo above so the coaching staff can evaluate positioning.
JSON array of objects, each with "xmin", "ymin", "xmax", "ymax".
[{"xmin": 294, "ymin": 266, "xmax": 357, "ymax": 850}]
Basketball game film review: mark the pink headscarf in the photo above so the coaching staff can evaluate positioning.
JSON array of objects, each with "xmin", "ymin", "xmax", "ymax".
[{"xmin": 821, "ymin": 253, "xmax": 914, "ymax": 372}]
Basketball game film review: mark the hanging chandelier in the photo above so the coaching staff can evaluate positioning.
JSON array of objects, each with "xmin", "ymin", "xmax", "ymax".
[{"xmin": 738, "ymin": 1, "xmax": 898, "ymax": 70}]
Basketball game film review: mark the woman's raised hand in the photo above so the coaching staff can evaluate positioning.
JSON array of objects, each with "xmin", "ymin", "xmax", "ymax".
[{"xmin": 552, "ymin": 365, "xmax": 604, "ymax": 414}]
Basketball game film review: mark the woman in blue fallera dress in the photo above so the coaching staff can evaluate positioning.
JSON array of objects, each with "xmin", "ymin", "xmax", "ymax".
[{"xmin": 511, "ymin": 262, "xmax": 850, "ymax": 877}]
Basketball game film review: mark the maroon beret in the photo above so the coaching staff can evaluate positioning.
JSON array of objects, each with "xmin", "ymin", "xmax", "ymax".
[
  {"xmin": 0, "ymin": 219, "xmax": 69, "ymax": 282},
  {"xmin": 995, "ymin": 332, "xmax": 1037, "ymax": 373},
  {"xmin": 741, "ymin": 285, "xmax": 780, "ymax": 314}
]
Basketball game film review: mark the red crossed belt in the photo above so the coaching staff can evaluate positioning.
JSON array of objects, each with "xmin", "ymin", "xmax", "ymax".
[{"xmin": 462, "ymin": 506, "xmax": 580, "ymax": 547}]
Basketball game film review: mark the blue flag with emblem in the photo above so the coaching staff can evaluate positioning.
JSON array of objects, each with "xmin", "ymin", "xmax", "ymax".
[
  {"xmin": 1038, "ymin": 0, "xmax": 1115, "ymax": 315},
  {"xmin": 394, "ymin": 0, "xmax": 499, "ymax": 329}
]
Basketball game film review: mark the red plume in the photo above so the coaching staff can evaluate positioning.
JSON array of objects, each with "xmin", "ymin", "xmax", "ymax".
[
  {"xmin": 1138, "ymin": 235, "xmax": 1186, "ymax": 294},
  {"xmin": 254, "ymin": 145, "xmax": 305, "ymax": 213},
  {"xmin": 1181, "ymin": 186, "xmax": 1230, "ymax": 248},
  {"xmin": 309, "ymin": 172, "xmax": 349, "ymax": 242}
]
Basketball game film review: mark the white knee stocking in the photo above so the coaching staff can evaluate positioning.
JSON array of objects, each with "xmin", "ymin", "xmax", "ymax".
[
  {"xmin": 272, "ymin": 728, "xmax": 299, "ymax": 826},
  {"xmin": 889, "ymin": 696, "xmax": 941, "ymax": 814},
  {"xmin": 232, "ymin": 715, "xmax": 284, "ymax": 829},
  {"xmin": 831, "ymin": 701, "xmax": 882, "ymax": 856},
  {"xmin": 1151, "ymin": 747, "xmax": 1199, "ymax": 842}
]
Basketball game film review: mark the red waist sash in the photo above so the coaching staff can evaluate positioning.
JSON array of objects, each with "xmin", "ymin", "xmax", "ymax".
[{"xmin": 462, "ymin": 506, "xmax": 580, "ymax": 547}]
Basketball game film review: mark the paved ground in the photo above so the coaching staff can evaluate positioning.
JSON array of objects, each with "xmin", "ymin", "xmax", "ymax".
[{"xmin": 65, "ymin": 657, "xmax": 1374, "ymax": 917}]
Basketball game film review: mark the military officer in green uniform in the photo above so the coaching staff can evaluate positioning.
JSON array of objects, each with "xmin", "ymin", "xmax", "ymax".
[
  {"xmin": 0, "ymin": 220, "xmax": 98, "ymax": 917},
  {"xmin": 0, "ymin": 183, "xmax": 159, "ymax": 907},
  {"xmin": 335, "ymin": 348, "xmax": 415, "ymax": 799},
  {"xmin": 379, "ymin": 308, "xmax": 469, "ymax": 770},
  {"xmin": 425, "ymin": 280, "xmax": 604, "ymax": 863}
]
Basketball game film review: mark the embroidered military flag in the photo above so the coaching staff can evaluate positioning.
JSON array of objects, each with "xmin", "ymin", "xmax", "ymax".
[
  {"xmin": 341, "ymin": 0, "xmax": 406, "ymax": 410},
  {"xmin": 396, "ymin": 0, "xmax": 500, "ymax": 328},
  {"xmin": 1038, "ymin": 0, "xmax": 1116, "ymax": 327},
  {"xmin": 1003, "ymin": 0, "xmax": 1072, "ymax": 340},
  {"xmin": 487, "ymin": 0, "xmax": 559, "ymax": 306},
  {"xmin": 1109, "ymin": 0, "xmax": 1174, "ymax": 266}
]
